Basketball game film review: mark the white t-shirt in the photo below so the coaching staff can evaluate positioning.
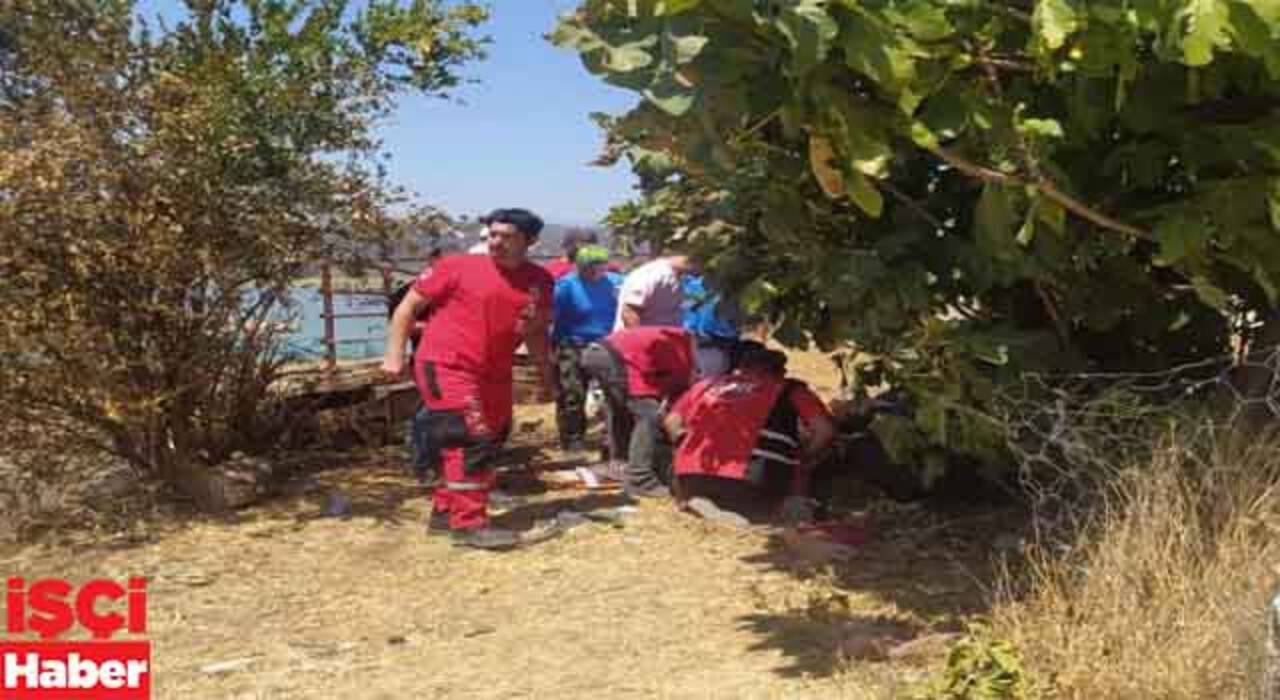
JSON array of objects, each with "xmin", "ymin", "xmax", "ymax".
[
  {"xmin": 614, "ymin": 258, "xmax": 683, "ymax": 329},
  {"xmin": 468, "ymin": 225, "xmax": 489, "ymax": 254}
]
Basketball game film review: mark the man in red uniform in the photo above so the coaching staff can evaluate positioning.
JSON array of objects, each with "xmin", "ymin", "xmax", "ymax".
[
  {"xmin": 580, "ymin": 326, "xmax": 695, "ymax": 498},
  {"xmin": 386, "ymin": 244, "xmax": 459, "ymax": 486},
  {"xmin": 663, "ymin": 343, "xmax": 836, "ymax": 524},
  {"xmin": 383, "ymin": 208, "xmax": 557, "ymax": 550}
]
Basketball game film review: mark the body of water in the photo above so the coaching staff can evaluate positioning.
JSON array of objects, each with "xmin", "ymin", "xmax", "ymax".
[{"xmin": 281, "ymin": 287, "xmax": 389, "ymax": 361}]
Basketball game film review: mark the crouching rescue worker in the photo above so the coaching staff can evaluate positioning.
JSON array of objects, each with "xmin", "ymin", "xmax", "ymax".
[
  {"xmin": 382, "ymin": 208, "xmax": 557, "ymax": 550},
  {"xmin": 662, "ymin": 343, "xmax": 836, "ymax": 525},
  {"xmin": 581, "ymin": 326, "xmax": 695, "ymax": 498}
]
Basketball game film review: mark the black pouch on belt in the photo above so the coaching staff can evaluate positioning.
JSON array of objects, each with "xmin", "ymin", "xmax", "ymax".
[{"xmin": 424, "ymin": 410, "xmax": 472, "ymax": 449}]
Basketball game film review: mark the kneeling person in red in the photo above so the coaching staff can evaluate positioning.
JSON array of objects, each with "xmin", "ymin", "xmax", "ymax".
[
  {"xmin": 581, "ymin": 326, "xmax": 695, "ymax": 497},
  {"xmin": 383, "ymin": 208, "xmax": 557, "ymax": 550},
  {"xmin": 663, "ymin": 343, "xmax": 835, "ymax": 524}
]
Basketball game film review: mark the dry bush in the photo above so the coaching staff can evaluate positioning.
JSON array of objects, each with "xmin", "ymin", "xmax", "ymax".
[
  {"xmin": 0, "ymin": 1, "xmax": 480, "ymax": 502},
  {"xmin": 991, "ymin": 427, "xmax": 1280, "ymax": 699}
]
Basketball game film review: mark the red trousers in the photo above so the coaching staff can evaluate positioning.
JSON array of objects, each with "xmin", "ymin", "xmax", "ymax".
[{"xmin": 414, "ymin": 361, "xmax": 512, "ymax": 530}]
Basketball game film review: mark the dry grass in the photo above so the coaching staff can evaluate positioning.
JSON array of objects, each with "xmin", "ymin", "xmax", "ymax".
[
  {"xmin": 0, "ymin": 349, "xmax": 1014, "ymax": 699},
  {"xmin": 991, "ymin": 429, "xmax": 1280, "ymax": 699}
]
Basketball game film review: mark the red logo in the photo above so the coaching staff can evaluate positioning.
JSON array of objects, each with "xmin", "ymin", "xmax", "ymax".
[{"xmin": 2, "ymin": 578, "xmax": 150, "ymax": 699}]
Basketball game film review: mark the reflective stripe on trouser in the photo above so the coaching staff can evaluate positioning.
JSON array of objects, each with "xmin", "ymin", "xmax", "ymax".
[
  {"xmin": 554, "ymin": 343, "xmax": 590, "ymax": 445},
  {"xmin": 413, "ymin": 361, "xmax": 512, "ymax": 531}
]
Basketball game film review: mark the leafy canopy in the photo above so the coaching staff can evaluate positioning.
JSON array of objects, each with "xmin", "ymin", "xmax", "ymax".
[{"xmin": 556, "ymin": 0, "xmax": 1280, "ymax": 472}]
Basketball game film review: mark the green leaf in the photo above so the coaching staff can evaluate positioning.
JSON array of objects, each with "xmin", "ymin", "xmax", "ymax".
[
  {"xmin": 1034, "ymin": 197, "xmax": 1066, "ymax": 233},
  {"xmin": 643, "ymin": 69, "xmax": 696, "ymax": 115},
  {"xmin": 658, "ymin": 0, "xmax": 702, "ymax": 15},
  {"xmin": 894, "ymin": 1, "xmax": 953, "ymax": 42},
  {"xmin": 835, "ymin": 103, "xmax": 893, "ymax": 178},
  {"xmin": 909, "ymin": 121, "xmax": 940, "ymax": 149},
  {"xmin": 918, "ymin": 88, "xmax": 970, "ymax": 140},
  {"xmin": 670, "ymin": 33, "xmax": 709, "ymax": 64},
  {"xmin": 1181, "ymin": 0, "xmax": 1231, "ymax": 66},
  {"xmin": 774, "ymin": 0, "xmax": 838, "ymax": 75},
  {"xmin": 975, "ymin": 185, "xmax": 1018, "ymax": 260},
  {"xmin": 1018, "ymin": 117, "xmax": 1065, "ymax": 140},
  {"xmin": 1191, "ymin": 275, "xmax": 1231, "ymax": 309},
  {"xmin": 917, "ymin": 398, "xmax": 948, "ymax": 445},
  {"xmin": 846, "ymin": 171, "xmax": 884, "ymax": 218},
  {"xmin": 1228, "ymin": 2, "xmax": 1280, "ymax": 79},
  {"xmin": 1270, "ymin": 178, "xmax": 1280, "ymax": 231},
  {"xmin": 1035, "ymin": 0, "xmax": 1080, "ymax": 50},
  {"xmin": 841, "ymin": 8, "xmax": 915, "ymax": 89},
  {"xmin": 870, "ymin": 413, "xmax": 926, "ymax": 464},
  {"xmin": 1016, "ymin": 214, "xmax": 1036, "ymax": 246},
  {"xmin": 740, "ymin": 277, "xmax": 778, "ymax": 314},
  {"xmin": 607, "ymin": 40, "xmax": 656, "ymax": 71},
  {"xmin": 1155, "ymin": 215, "xmax": 1209, "ymax": 265}
]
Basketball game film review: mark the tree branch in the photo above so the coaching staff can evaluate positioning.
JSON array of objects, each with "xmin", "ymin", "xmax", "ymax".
[
  {"xmin": 1034, "ymin": 281, "xmax": 1071, "ymax": 350},
  {"xmin": 929, "ymin": 143, "xmax": 1022, "ymax": 185},
  {"xmin": 1036, "ymin": 179, "xmax": 1150, "ymax": 240},
  {"xmin": 882, "ymin": 180, "xmax": 945, "ymax": 230},
  {"xmin": 971, "ymin": 56, "xmax": 1035, "ymax": 73},
  {"xmin": 927, "ymin": 144, "xmax": 1151, "ymax": 241}
]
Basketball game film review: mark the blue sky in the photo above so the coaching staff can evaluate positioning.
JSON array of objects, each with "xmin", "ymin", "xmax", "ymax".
[{"xmin": 135, "ymin": 1, "xmax": 640, "ymax": 225}]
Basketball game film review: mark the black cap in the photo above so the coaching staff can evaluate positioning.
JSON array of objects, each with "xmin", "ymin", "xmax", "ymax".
[{"xmin": 562, "ymin": 228, "xmax": 599, "ymax": 250}]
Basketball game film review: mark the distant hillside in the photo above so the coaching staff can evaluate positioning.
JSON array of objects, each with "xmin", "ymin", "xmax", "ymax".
[{"xmin": 434, "ymin": 222, "xmax": 610, "ymax": 260}]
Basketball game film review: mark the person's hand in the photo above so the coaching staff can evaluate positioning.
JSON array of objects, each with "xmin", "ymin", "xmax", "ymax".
[
  {"xmin": 779, "ymin": 496, "xmax": 817, "ymax": 526},
  {"xmin": 381, "ymin": 355, "xmax": 406, "ymax": 379}
]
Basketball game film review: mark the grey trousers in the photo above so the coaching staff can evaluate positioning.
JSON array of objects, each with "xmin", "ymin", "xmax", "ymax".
[{"xmin": 581, "ymin": 343, "xmax": 670, "ymax": 489}]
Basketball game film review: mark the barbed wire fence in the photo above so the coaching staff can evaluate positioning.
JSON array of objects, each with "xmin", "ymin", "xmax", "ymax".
[
  {"xmin": 989, "ymin": 347, "xmax": 1280, "ymax": 699},
  {"xmin": 995, "ymin": 345, "xmax": 1280, "ymax": 516}
]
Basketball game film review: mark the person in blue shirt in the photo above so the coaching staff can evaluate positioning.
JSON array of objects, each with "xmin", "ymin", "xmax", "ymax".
[
  {"xmin": 552, "ymin": 245, "xmax": 622, "ymax": 452},
  {"xmin": 682, "ymin": 273, "xmax": 742, "ymax": 379}
]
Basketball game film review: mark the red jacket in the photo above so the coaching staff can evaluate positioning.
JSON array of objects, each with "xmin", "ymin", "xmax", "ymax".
[
  {"xmin": 602, "ymin": 326, "xmax": 695, "ymax": 399},
  {"xmin": 669, "ymin": 371, "xmax": 829, "ymax": 481}
]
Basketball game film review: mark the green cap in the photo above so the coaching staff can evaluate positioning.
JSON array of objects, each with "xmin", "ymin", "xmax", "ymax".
[{"xmin": 575, "ymin": 244, "xmax": 610, "ymax": 268}]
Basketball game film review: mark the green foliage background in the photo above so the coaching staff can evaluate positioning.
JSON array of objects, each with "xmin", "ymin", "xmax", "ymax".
[{"xmin": 555, "ymin": 0, "xmax": 1280, "ymax": 476}]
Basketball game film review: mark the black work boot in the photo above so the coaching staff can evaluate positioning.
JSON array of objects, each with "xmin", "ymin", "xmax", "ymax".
[{"xmin": 450, "ymin": 527, "xmax": 520, "ymax": 550}]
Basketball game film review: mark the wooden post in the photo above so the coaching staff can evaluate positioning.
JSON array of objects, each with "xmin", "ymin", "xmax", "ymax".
[{"xmin": 321, "ymin": 260, "xmax": 337, "ymax": 372}]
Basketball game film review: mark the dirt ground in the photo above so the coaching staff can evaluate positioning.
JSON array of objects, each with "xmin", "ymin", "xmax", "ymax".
[{"xmin": 0, "ymin": 350, "xmax": 1022, "ymax": 699}]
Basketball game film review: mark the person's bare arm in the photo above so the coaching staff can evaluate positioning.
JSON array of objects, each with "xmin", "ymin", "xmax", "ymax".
[
  {"xmin": 619, "ymin": 303, "xmax": 642, "ymax": 328},
  {"xmin": 382, "ymin": 288, "xmax": 428, "ymax": 377},
  {"xmin": 662, "ymin": 412, "xmax": 685, "ymax": 443},
  {"xmin": 524, "ymin": 316, "xmax": 558, "ymax": 402},
  {"xmin": 789, "ymin": 413, "xmax": 836, "ymax": 498},
  {"xmin": 800, "ymin": 413, "xmax": 836, "ymax": 463}
]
